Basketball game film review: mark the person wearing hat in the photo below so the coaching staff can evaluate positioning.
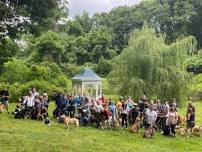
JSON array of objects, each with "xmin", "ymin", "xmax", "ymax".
[{"xmin": 130, "ymin": 103, "xmax": 139, "ymax": 124}]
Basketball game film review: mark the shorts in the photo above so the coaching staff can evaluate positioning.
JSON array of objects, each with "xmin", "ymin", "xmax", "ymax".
[{"xmin": 187, "ymin": 121, "xmax": 195, "ymax": 128}]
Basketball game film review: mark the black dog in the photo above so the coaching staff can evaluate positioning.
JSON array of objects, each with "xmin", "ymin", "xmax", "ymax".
[{"xmin": 14, "ymin": 108, "xmax": 26, "ymax": 119}]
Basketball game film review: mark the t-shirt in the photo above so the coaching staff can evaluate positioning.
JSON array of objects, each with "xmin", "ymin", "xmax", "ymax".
[
  {"xmin": 167, "ymin": 112, "xmax": 178, "ymax": 125},
  {"xmin": 0, "ymin": 90, "xmax": 9, "ymax": 101},
  {"xmin": 23, "ymin": 96, "xmax": 34, "ymax": 107},
  {"xmin": 116, "ymin": 101, "xmax": 122, "ymax": 111},
  {"xmin": 145, "ymin": 110, "xmax": 157, "ymax": 126}
]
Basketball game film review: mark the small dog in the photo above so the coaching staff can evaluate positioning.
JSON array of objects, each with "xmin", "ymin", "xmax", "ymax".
[
  {"xmin": 58, "ymin": 115, "xmax": 79, "ymax": 130},
  {"xmin": 44, "ymin": 117, "xmax": 51, "ymax": 125},
  {"xmin": 143, "ymin": 126, "xmax": 155, "ymax": 139},
  {"xmin": 193, "ymin": 126, "xmax": 202, "ymax": 136},
  {"xmin": 176, "ymin": 127, "xmax": 186, "ymax": 136},
  {"xmin": 129, "ymin": 119, "xmax": 141, "ymax": 133},
  {"xmin": 0, "ymin": 104, "xmax": 6, "ymax": 113}
]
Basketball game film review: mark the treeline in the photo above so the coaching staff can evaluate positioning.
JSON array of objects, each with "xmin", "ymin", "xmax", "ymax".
[{"xmin": 0, "ymin": 0, "xmax": 202, "ymax": 101}]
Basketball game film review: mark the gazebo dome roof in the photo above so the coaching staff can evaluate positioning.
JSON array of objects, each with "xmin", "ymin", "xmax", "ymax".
[{"xmin": 71, "ymin": 67, "xmax": 102, "ymax": 81}]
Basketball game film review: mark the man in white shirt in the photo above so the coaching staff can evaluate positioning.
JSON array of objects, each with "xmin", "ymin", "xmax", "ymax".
[
  {"xmin": 145, "ymin": 105, "xmax": 157, "ymax": 129},
  {"xmin": 23, "ymin": 91, "xmax": 35, "ymax": 118}
]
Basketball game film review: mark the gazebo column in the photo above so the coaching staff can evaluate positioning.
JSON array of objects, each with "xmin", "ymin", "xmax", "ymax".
[
  {"xmin": 99, "ymin": 83, "xmax": 102, "ymax": 97},
  {"xmin": 81, "ymin": 84, "xmax": 84, "ymax": 96},
  {"xmin": 95, "ymin": 84, "xmax": 98, "ymax": 99}
]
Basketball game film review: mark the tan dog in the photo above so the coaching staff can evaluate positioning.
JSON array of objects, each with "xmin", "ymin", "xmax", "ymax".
[
  {"xmin": 129, "ymin": 119, "xmax": 142, "ymax": 133},
  {"xmin": 0, "ymin": 104, "xmax": 6, "ymax": 113},
  {"xmin": 178, "ymin": 115, "xmax": 186, "ymax": 126},
  {"xmin": 193, "ymin": 126, "xmax": 202, "ymax": 136},
  {"xmin": 58, "ymin": 115, "xmax": 79, "ymax": 130},
  {"xmin": 143, "ymin": 126, "xmax": 155, "ymax": 139},
  {"xmin": 176, "ymin": 127, "xmax": 186, "ymax": 136}
]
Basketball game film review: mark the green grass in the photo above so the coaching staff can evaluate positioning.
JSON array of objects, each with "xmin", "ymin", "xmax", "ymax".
[{"xmin": 1, "ymin": 102, "xmax": 202, "ymax": 152}]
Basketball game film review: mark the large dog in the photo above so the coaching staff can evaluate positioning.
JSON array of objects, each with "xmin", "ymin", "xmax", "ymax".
[
  {"xmin": 129, "ymin": 119, "xmax": 142, "ymax": 133},
  {"xmin": 178, "ymin": 115, "xmax": 186, "ymax": 126},
  {"xmin": 57, "ymin": 115, "xmax": 79, "ymax": 130},
  {"xmin": 0, "ymin": 104, "xmax": 6, "ymax": 113},
  {"xmin": 143, "ymin": 126, "xmax": 155, "ymax": 139}
]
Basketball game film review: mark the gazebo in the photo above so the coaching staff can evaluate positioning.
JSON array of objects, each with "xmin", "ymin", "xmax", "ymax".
[{"xmin": 71, "ymin": 67, "xmax": 102, "ymax": 99}]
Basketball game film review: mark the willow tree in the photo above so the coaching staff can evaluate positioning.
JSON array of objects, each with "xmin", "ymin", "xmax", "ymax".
[{"xmin": 109, "ymin": 24, "xmax": 196, "ymax": 105}]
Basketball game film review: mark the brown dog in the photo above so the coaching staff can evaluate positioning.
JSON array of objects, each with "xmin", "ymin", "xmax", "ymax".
[
  {"xmin": 0, "ymin": 104, "xmax": 6, "ymax": 113},
  {"xmin": 176, "ymin": 127, "xmax": 186, "ymax": 136},
  {"xmin": 193, "ymin": 126, "xmax": 202, "ymax": 136},
  {"xmin": 129, "ymin": 119, "xmax": 142, "ymax": 133},
  {"xmin": 178, "ymin": 115, "xmax": 186, "ymax": 126},
  {"xmin": 57, "ymin": 115, "xmax": 79, "ymax": 130},
  {"xmin": 143, "ymin": 126, "xmax": 155, "ymax": 139}
]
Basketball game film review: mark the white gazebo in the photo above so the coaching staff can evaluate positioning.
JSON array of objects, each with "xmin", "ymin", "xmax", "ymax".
[{"xmin": 71, "ymin": 67, "xmax": 102, "ymax": 99}]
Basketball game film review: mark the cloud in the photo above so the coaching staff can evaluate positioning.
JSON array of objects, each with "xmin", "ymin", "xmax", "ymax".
[{"xmin": 68, "ymin": 0, "xmax": 142, "ymax": 17}]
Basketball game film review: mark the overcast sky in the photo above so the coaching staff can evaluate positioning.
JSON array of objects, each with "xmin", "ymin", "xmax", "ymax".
[{"xmin": 68, "ymin": 0, "xmax": 143, "ymax": 17}]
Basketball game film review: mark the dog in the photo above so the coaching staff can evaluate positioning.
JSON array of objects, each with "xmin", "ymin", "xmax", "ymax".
[
  {"xmin": 0, "ymin": 104, "xmax": 6, "ymax": 113},
  {"xmin": 193, "ymin": 126, "xmax": 202, "ymax": 136},
  {"xmin": 143, "ymin": 126, "xmax": 155, "ymax": 139},
  {"xmin": 176, "ymin": 127, "xmax": 186, "ymax": 136},
  {"xmin": 44, "ymin": 117, "xmax": 51, "ymax": 125},
  {"xmin": 178, "ymin": 115, "xmax": 186, "ymax": 126},
  {"xmin": 57, "ymin": 115, "xmax": 79, "ymax": 130},
  {"xmin": 129, "ymin": 119, "xmax": 142, "ymax": 133}
]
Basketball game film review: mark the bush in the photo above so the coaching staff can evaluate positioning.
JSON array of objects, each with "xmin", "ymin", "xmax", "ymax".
[{"xmin": 0, "ymin": 80, "xmax": 69, "ymax": 102}]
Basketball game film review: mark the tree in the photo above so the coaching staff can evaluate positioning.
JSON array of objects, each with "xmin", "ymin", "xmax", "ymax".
[
  {"xmin": 34, "ymin": 31, "xmax": 66, "ymax": 64},
  {"xmin": 0, "ymin": 0, "xmax": 68, "ymax": 40},
  {"xmin": 109, "ymin": 24, "xmax": 196, "ymax": 105},
  {"xmin": 0, "ymin": 38, "xmax": 18, "ymax": 72}
]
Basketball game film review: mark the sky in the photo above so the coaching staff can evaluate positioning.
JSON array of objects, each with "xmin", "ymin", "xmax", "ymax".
[{"xmin": 68, "ymin": 0, "xmax": 143, "ymax": 17}]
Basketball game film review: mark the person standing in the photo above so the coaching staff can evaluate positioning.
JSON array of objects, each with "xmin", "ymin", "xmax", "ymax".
[
  {"xmin": 0, "ymin": 87, "xmax": 10, "ymax": 112},
  {"xmin": 186, "ymin": 108, "xmax": 195, "ymax": 137},
  {"xmin": 145, "ymin": 105, "xmax": 157, "ymax": 129},
  {"xmin": 23, "ymin": 91, "xmax": 35, "ymax": 118},
  {"xmin": 167, "ymin": 107, "xmax": 178, "ymax": 137},
  {"xmin": 121, "ymin": 104, "xmax": 128, "ymax": 129}
]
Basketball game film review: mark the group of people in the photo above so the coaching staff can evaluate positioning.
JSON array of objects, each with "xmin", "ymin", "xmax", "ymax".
[
  {"xmin": 12, "ymin": 88, "xmax": 49, "ymax": 120},
  {"xmin": 52, "ymin": 93, "xmax": 196, "ymax": 137},
  {"xmin": 0, "ymin": 86, "xmax": 197, "ymax": 137}
]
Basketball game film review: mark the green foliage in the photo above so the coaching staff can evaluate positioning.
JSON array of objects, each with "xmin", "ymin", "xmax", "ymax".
[
  {"xmin": 1, "ymin": 59, "xmax": 30, "ymax": 83},
  {"xmin": 34, "ymin": 31, "xmax": 66, "ymax": 64},
  {"xmin": 97, "ymin": 58, "xmax": 113, "ymax": 77},
  {"xmin": 0, "ymin": 39, "xmax": 18, "ymax": 73},
  {"xmin": 109, "ymin": 24, "xmax": 196, "ymax": 105},
  {"xmin": 0, "ymin": 60, "xmax": 70, "ymax": 101},
  {"xmin": 0, "ymin": 0, "xmax": 68, "ymax": 40}
]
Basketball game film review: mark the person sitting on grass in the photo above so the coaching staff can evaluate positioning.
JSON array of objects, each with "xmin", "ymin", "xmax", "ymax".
[{"xmin": 186, "ymin": 108, "xmax": 195, "ymax": 137}]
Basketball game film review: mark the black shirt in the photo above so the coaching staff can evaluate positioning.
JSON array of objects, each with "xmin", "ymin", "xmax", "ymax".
[{"xmin": 0, "ymin": 90, "xmax": 9, "ymax": 101}]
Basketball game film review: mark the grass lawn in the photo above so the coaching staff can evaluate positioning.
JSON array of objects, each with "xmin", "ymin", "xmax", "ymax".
[{"xmin": 1, "ymin": 102, "xmax": 202, "ymax": 152}]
